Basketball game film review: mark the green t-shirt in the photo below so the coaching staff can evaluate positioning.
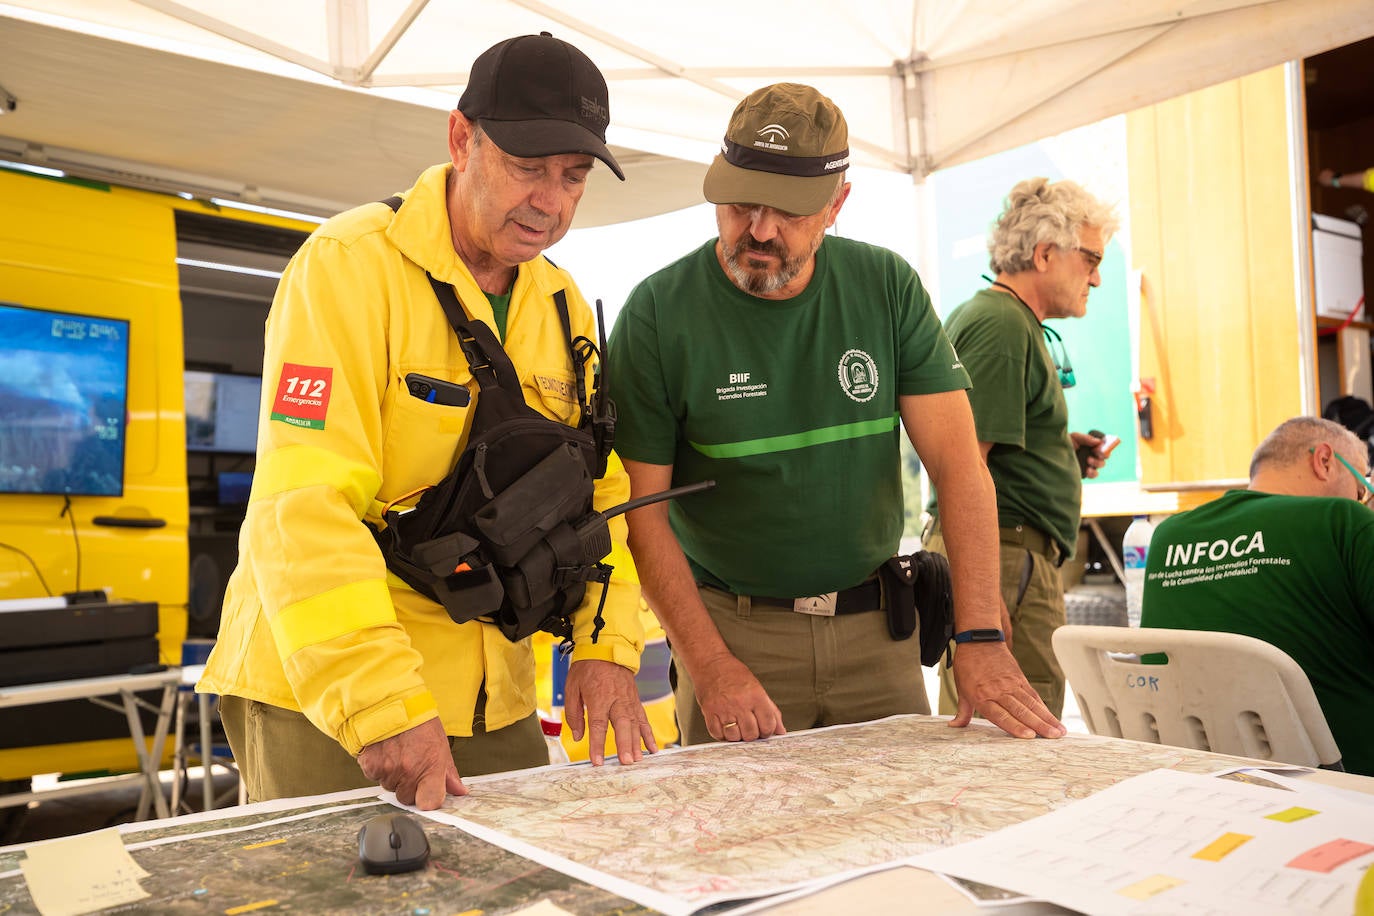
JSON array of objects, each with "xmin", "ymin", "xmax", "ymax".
[
  {"xmin": 485, "ymin": 290, "xmax": 512, "ymax": 340},
  {"xmin": 932, "ymin": 288, "xmax": 1080, "ymax": 556},
  {"xmin": 1141, "ymin": 489, "xmax": 1374, "ymax": 776},
  {"xmin": 608, "ymin": 236, "xmax": 969, "ymax": 597}
]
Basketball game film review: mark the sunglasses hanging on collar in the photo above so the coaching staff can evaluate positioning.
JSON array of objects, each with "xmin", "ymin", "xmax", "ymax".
[
  {"xmin": 985, "ymin": 277, "xmax": 1078, "ymax": 389},
  {"xmin": 1041, "ymin": 324, "xmax": 1076, "ymax": 389}
]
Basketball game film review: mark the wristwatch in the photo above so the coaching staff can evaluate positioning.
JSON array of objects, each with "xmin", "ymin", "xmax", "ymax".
[
  {"xmin": 1332, "ymin": 172, "xmax": 1343, "ymax": 188},
  {"xmin": 952, "ymin": 628, "xmax": 1005, "ymax": 644}
]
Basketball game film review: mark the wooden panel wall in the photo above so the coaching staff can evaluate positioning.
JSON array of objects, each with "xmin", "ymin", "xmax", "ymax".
[{"xmin": 1127, "ymin": 65, "xmax": 1305, "ymax": 489}]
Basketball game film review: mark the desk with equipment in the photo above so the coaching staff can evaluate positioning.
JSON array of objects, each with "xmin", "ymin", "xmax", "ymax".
[
  {"xmin": 1, "ymin": 715, "xmax": 1371, "ymax": 916},
  {"xmin": 0, "ymin": 671, "xmax": 177, "ymax": 823},
  {"xmin": 0, "ymin": 596, "xmax": 179, "ymax": 822}
]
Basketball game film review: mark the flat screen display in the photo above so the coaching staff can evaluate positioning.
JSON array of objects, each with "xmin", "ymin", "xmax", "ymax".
[
  {"xmin": 217, "ymin": 470, "xmax": 253, "ymax": 505},
  {"xmin": 185, "ymin": 370, "xmax": 262, "ymax": 454},
  {"xmin": 0, "ymin": 302, "xmax": 131, "ymax": 497}
]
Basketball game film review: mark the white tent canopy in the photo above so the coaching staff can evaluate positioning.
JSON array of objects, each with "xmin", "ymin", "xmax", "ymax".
[{"xmin": 1, "ymin": 0, "xmax": 1371, "ymax": 225}]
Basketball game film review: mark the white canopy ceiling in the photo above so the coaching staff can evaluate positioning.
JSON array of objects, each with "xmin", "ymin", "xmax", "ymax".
[{"xmin": 1, "ymin": 1, "xmax": 1371, "ymax": 225}]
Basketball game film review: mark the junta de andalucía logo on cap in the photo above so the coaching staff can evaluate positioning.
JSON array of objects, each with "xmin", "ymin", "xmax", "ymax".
[
  {"xmin": 838, "ymin": 349, "xmax": 878, "ymax": 403},
  {"xmin": 754, "ymin": 123, "xmax": 789, "ymax": 150}
]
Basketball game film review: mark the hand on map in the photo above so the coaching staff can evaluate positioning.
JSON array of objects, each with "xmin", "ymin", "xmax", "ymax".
[
  {"xmin": 357, "ymin": 716, "xmax": 467, "ymax": 809},
  {"xmin": 948, "ymin": 643, "xmax": 1066, "ymax": 739},
  {"xmin": 694, "ymin": 652, "xmax": 786, "ymax": 742},
  {"xmin": 564, "ymin": 658, "xmax": 659, "ymax": 765}
]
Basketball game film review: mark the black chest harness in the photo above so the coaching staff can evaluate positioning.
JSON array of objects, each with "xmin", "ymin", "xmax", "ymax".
[{"xmin": 370, "ymin": 195, "xmax": 709, "ymax": 647}]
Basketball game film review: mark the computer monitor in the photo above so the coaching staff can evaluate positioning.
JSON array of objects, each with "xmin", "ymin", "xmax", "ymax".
[
  {"xmin": 185, "ymin": 370, "xmax": 262, "ymax": 454},
  {"xmin": 216, "ymin": 471, "xmax": 253, "ymax": 505},
  {"xmin": 0, "ymin": 302, "xmax": 131, "ymax": 497}
]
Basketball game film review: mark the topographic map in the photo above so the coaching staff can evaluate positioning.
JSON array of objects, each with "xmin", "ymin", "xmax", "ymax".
[
  {"xmin": 0, "ymin": 794, "xmax": 658, "ymax": 915},
  {"xmin": 433, "ymin": 715, "xmax": 1254, "ymax": 914},
  {"xmin": 0, "ymin": 716, "xmax": 1265, "ymax": 916}
]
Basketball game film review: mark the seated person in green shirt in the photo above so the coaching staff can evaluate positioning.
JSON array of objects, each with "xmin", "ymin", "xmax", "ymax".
[{"xmin": 1140, "ymin": 416, "xmax": 1374, "ymax": 775}]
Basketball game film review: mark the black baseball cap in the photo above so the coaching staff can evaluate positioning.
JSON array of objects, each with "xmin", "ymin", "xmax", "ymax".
[{"xmin": 458, "ymin": 32, "xmax": 624, "ymax": 181}]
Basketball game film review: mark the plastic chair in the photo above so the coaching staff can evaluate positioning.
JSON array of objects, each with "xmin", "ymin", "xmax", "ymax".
[
  {"xmin": 1052, "ymin": 625, "xmax": 1344, "ymax": 769},
  {"xmin": 170, "ymin": 640, "xmax": 246, "ymax": 813}
]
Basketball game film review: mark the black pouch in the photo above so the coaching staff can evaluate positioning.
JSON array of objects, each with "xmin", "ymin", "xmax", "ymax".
[
  {"xmin": 880, "ymin": 551, "xmax": 954, "ymax": 667},
  {"xmin": 879, "ymin": 556, "xmax": 918, "ymax": 641}
]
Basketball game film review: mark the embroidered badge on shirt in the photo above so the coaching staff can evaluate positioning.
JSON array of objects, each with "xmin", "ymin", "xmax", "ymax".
[
  {"xmin": 534, "ymin": 373, "xmax": 576, "ymax": 404},
  {"xmin": 838, "ymin": 349, "xmax": 878, "ymax": 403},
  {"xmin": 270, "ymin": 363, "xmax": 333, "ymax": 430}
]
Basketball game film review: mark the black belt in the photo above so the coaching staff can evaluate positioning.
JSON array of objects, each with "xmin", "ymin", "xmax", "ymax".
[{"xmin": 748, "ymin": 577, "xmax": 883, "ymax": 615}]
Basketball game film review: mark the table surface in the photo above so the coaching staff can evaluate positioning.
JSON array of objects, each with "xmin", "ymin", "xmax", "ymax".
[{"xmin": 0, "ymin": 715, "xmax": 1369, "ymax": 916}]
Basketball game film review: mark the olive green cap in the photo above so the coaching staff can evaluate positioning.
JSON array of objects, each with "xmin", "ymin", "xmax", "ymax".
[{"xmin": 703, "ymin": 82, "xmax": 850, "ymax": 216}]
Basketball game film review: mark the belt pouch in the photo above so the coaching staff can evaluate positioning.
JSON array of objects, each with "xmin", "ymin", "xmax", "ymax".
[
  {"xmin": 912, "ymin": 551, "xmax": 954, "ymax": 666},
  {"xmin": 879, "ymin": 556, "xmax": 917, "ymax": 641}
]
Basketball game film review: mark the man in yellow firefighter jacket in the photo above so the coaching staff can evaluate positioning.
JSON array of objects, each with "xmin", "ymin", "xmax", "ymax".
[{"xmin": 200, "ymin": 33, "xmax": 655, "ymax": 810}]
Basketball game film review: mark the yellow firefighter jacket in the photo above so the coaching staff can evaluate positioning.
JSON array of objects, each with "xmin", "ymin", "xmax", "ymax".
[{"xmin": 199, "ymin": 164, "xmax": 643, "ymax": 755}]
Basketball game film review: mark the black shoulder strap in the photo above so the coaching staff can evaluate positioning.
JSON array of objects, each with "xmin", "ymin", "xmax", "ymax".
[
  {"xmin": 379, "ymin": 194, "xmax": 518, "ymax": 398},
  {"xmin": 554, "ymin": 290, "xmax": 593, "ymax": 429},
  {"xmin": 424, "ymin": 275, "xmax": 520, "ymax": 395},
  {"xmin": 380, "ymin": 194, "xmax": 597, "ymax": 421}
]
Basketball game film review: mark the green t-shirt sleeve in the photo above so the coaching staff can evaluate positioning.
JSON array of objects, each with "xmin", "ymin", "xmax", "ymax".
[
  {"xmin": 605, "ymin": 287, "xmax": 677, "ymax": 465},
  {"xmin": 948, "ymin": 307, "xmax": 1029, "ymax": 448},
  {"xmin": 896, "ymin": 266, "xmax": 971, "ymax": 396}
]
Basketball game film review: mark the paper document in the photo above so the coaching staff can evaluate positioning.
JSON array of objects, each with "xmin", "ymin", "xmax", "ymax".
[{"xmin": 911, "ymin": 768, "xmax": 1374, "ymax": 915}]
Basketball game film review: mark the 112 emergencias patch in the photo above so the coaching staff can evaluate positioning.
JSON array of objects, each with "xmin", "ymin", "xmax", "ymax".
[{"xmin": 270, "ymin": 362, "xmax": 334, "ymax": 429}]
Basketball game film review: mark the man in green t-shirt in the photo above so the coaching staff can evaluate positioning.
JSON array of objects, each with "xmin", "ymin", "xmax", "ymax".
[
  {"xmin": 1141, "ymin": 416, "xmax": 1374, "ymax": 776},
  {"xmin": 608, "ymin": 83, "xmax": 1065, "ymax": 746},
  {"xmin": 924, "ymin": 178, "xmax": 1119, "ymax": 719}
]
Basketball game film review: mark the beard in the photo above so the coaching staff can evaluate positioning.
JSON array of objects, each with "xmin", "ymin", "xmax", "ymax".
[{"xmin": 721, "ymin": 233, "xmax": 820, "ymax": 296}]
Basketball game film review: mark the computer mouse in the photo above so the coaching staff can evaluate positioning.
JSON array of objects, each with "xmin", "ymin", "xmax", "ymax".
[{"xmin": 357, "ymin": 812, "xmax": 430, "ymax": 875}]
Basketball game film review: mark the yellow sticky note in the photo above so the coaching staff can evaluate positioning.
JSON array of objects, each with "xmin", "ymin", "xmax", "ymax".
[
  {"xmin": 1192, "ymin": 832, "xmax": 1254, "ymax": 862},
  {"xmin": 1267, "ymin": 807, "xmax": 1320, "ymax": 823},
  {"xmin": 1117, "ymin": 874, "xmax": 1185, "ymax": 901},
  {"xmin": 19, "ymin": 827, "xmax": 149, "ymax": 916}
]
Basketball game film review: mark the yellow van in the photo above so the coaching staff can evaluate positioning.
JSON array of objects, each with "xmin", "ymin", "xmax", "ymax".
[{"xmin": 0, "ymin": 167, "xmax": 311, "ymax": 790}]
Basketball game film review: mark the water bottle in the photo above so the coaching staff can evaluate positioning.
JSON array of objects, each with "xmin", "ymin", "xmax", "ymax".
[
  {"xmin": 540, "ymin": 717, "xmax": 570, "ymax": 765},
  {"xmin": 1122, "ymin": 515, "xmax": 1155, "ymax": 627}
]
